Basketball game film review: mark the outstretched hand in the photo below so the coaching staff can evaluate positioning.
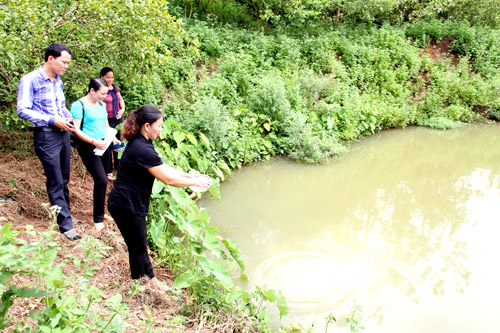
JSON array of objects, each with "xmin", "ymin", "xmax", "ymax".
[{"xmin": 192, "ymin": 174, "xmax": 212, "ymax": 192}]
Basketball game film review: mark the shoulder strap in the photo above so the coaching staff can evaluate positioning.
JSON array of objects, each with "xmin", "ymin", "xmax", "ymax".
[{"xmin": 78, "ymin": 100, "xmax": 85, "ymax": 130}]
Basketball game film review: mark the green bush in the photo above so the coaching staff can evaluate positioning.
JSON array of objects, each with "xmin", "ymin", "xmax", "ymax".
[
  {"xmin": 418, "ymin": 58, "xmax": 492, "ymax": 122},
  {"xmin": 0, "ymin": 0, "xmax": 190, "ymax": 131},
  {"xmin": 185, "ymin": 95, "xmax": 241, "ymax": 160},
  {"xmin": 121, "ymin": 73, "xmax": 165, "ymax": 111},
  {"xmin": 248, "ymin": 73, "xmax": 291, "ymax": 124},
  {"xmin": 419, "ymin": 116, "xmax": 462, "ymax": 129}
]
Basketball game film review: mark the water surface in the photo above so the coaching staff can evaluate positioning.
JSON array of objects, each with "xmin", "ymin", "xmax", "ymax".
[{"xmin": 199, "ymin": 124, "xmax": 500, "ymax": 332}]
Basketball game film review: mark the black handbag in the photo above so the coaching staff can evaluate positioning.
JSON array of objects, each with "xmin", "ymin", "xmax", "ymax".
[{"xmin": 70, "ymin": 100, "xmax": 85, "ymax": 149}]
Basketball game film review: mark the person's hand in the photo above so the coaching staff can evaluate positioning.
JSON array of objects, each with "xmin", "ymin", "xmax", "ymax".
[
  {"xmin": 193, "ymin": 174, "xmax": 212, "ymax": 191},
  {"xmin": 93, "ymin": 139, "xmax": 108, "ymax": 150},
  {"xmin": 116, "ymin": 108, "xmax": 125, "ymax": 119},
  {"xmin": 54, "ymin": 117, "xmax": 75, "ymax": 132},
  {"xmin": 112, "ymin": 139, "xmax": 124, "ymax": 152}
]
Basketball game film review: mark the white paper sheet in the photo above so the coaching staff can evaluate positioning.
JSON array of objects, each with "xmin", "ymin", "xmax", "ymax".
[{"xmin": 93, "ymin": 128, "xmax": 117, "ymax": 156}]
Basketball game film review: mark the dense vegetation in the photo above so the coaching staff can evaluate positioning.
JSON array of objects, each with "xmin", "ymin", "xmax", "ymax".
[{"xmin": 1, "ymin": 0, "xmax": 500, "ymax": 331}]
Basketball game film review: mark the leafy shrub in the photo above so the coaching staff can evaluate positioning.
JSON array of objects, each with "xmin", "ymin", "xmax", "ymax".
[
  {"xmin": 121, "ymin": 73, "xmax": 165, "ymax": 111},
  {"xmin": 197, "ymin": 73, "xmax": 241, "ymax": 107},
  {"xmin": 185, "ymin": 96, "xmax": 241, "ymax": 159},
  {"xmin": 248, "ymin": 73, "xmax": 291, "ymax": 124},
  {"xmin": 217, "ymin": 52, "xmax": 254, "ymax": 97},
  {"xmin": 284, "ymin": 114, "xmax": 346, "ymax": 163},
  {"xmin": 418, "ymin": 58, "xmax": 492, "ymax": 122},
  {"xmin": 272, "ymin": 35, "xmax": 304, "ymax": 70},
  {"xmin": 419, "ymin": 116, "xmax": 462, "ymax": 129}
]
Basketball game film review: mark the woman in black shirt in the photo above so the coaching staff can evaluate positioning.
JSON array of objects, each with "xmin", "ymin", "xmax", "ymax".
[{"xmin": 108, "ymin": 104, "xmax": 211, "ymax": 289}]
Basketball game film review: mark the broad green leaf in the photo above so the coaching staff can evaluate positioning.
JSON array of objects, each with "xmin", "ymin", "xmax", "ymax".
[
  {"xmin": 222, "ymin": 239, "xmax": 246, "ymax": 276},
  {"xmin": 173, "ymin": 131, "xmax": 185, "ymax": 144},
  {"xmin": 186, "ymin": 133, "xmax": 197, "ymax": 145},
  {"xmin": 105, "ymin": 293, "xmax": 123, "ymax": 307},
  {"xmin": 45, "ymin": 266, "xmax": 64, "ymax": 288},
  {"xmin": 198, "ymin": 132, "xmax": 211, "ymax": 148},
  {"xmin": 277, "ymin": 291, "xmax": 290, "ymax": 317},
  {"xmin": 50, "ymin": 313, "xmax": 62, "ymax": 328},
  {"xmin": 216, "ymin": 160, "xmax": 232, "ymax": 174},
  {"xmin": 38, "ymin": 247, "xmax": 58, "ymax": 267},
  {"xmin": 160, "ymin": 121, "xmax": 171, "ymax": 139},
  {"xmin": 0, "ymin": 271, "xmax": 13, "ymax": 284},
  {"xmin": 196, "ymin": 159, "xmax": 210, "ymax": 173},
  {"xmin": 173, "ymin": 271, "xmax": 194, "ymax": 289},
  {"xmin": 208, "ymin": 179, "xmax": 221, "ymax": 201},
  {"xmin": 226, "ymin": 288, "xmax": 242, "ymax": 303},
  {"xmin": 203, "ymin": 226, "xmax": 222, "ymax": 256},
  {"xmin": 12, "ymin": 286, "xmax": 47, "ymax": 299},
  {"xmin": 149, "ymin": 220, "xmax": 167, "ymax": 249},
  {"xmin": 214, "ymin": 167, "xmax": 224, "ymax": 181},
  {"xmin": 264, "ymin": 289, "xmax": 277, "ymax": 302},
  {"xmin": 151, "ymin": 179, "xmax": 165, "ymax": 195},
  {"xmin": 199, "ymin": 257, "xmax": 233, "ymax": 287},
  {"xmin": 240, "ymin": 289, "xmax": 251, "ymax": 302}
]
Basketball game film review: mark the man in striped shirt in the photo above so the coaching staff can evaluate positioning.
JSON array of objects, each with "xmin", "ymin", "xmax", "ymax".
[{"xmin": 17, "ymin": 43, "xmax": 81, "ymax": 241}]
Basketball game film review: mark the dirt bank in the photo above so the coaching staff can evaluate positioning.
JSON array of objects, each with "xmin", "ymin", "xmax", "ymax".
[{"xmin": 0, "ymin": 136, "xmax": 199, "ymax": 332}]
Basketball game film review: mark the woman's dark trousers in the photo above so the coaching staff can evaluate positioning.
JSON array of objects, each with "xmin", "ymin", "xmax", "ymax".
[
  {"xmin": 108, "ymin": 205, "xmax": 154, "ymax": 279},
  {"xmin": 77, "ymin": 141, "xmax": 111, "ymax": 223}
]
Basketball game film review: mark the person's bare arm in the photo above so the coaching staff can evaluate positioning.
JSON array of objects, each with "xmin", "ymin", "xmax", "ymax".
[
  {"xmin": 116, "ymin": 92, "xmax": 125, "ymax": 119},
  {"xmin": 148, "ymin": 164, "xmax": 211, "ymax": 189}
]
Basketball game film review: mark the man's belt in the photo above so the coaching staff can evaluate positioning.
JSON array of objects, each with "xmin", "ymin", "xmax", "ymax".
[{"xmin": 33, "ymin": 126, "xmax": 62, "ymax": 132}]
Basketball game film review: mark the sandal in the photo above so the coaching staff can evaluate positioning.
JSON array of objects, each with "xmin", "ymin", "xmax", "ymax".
[
  {"xmin": 94, "ymin": 222, "xmax": 104, "ymax": 232},
  {"xmin": 63, "ymin": 229, "xmax": 82, "ymax": 241}
]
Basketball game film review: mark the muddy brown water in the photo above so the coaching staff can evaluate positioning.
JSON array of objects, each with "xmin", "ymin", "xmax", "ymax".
[{"xmin": 199, "ymin": 124, "xmax": 500, "ymax": 332}]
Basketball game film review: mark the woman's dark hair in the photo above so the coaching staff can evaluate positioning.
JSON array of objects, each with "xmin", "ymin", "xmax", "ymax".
[
  {"xmin": 85, "ymin": 78, "xmax": 107, "ymax": 95},
  {"xmin": 44, "ymin": 43, "xmax": 71, "ymax": 62},
  {"xmin": 122, "ymin": 104, "xmax": 162, "ymax": 140},
  {"xmin": 100, "ymin": 67, "xmax": 113, "ymax": 77}
]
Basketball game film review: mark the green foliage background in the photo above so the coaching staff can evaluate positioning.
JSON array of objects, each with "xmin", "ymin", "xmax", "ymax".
[{"xmin": 1, "ymin": 0, "xmax": 500, "ymax": 330}]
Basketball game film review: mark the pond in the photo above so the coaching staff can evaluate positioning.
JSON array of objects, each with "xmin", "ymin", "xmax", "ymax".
[{"xmin": 199, "ymin": 124, "xmax": 500, "ymax": 332}]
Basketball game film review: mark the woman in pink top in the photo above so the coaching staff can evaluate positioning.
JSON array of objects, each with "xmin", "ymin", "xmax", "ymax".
[{"xmin": 100, "ymin": 67, "xmax": 125, "ymax": 181}]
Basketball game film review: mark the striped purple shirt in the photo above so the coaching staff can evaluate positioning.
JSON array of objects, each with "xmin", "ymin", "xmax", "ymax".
[{"xmin": 17, "ymin": 67, "xmax": 71, "ymax": 127}]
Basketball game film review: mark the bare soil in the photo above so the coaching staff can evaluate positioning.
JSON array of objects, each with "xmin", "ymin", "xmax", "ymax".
[{"xmin": 415, "ymin": 38, "xmax": 460, "ymax": 102}]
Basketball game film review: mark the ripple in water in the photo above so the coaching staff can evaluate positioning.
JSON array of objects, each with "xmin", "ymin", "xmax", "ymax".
[{"xmin": 254, "ymin": 251, "xmax": 360, "ymax": 314}]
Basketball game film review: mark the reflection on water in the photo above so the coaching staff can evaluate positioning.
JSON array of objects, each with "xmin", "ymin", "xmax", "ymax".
[
  {"xmin": 199, "ymin": 124, "xmax": 500, "ymax": 332},
  {"xmin": 254, "ymin": 251, "xmax": 359, "ymax": 313}
]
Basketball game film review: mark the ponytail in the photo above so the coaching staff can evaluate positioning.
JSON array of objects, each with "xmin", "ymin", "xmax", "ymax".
[
  {"xmin": 122, "ymin": 104, "xmax": 162, "ymax": 140},
  {"xmin": 122, "ymin": 110, "xmax": 139, "ymax": 140}
]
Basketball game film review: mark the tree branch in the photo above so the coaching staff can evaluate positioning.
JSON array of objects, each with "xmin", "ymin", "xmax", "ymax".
[{"xmin": 41, "ymin": 3, "xmax": 78, "ymax": 40}]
